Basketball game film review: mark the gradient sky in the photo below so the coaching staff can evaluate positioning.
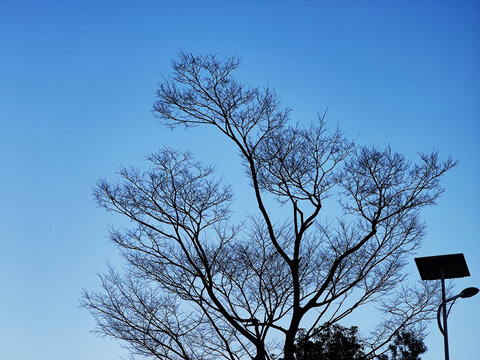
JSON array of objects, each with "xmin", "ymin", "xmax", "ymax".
[{"xmin": 1, "ymin": 1, "xmax": 479, "ymax": 359}]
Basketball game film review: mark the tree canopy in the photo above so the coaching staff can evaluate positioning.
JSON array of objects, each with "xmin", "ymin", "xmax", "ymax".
[
  {"xmin": 294, "ymin": 325, "xmax": 426, "ymax": 360},
  {"xmin": 82, "ymin": 52, "xmax": 454, "ymax": 360},
  {"xmin": 294, "ymin": 324, "xmax": 367, "ymax": 360}
]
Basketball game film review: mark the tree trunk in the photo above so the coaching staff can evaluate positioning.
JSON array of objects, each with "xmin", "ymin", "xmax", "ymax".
[
  {"xmin": 254, "ymin": 342, "xmax": 266, "ymax": 360},
  {"xmin": 283, "ymin": 315, "xmax": 301, "ymax": 360},
  {"xmin": 283, "ymin": 334, "xmax": 297, "ymax": 360}
]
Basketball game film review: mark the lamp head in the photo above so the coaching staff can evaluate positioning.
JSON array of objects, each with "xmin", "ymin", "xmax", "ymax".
[{"xmin": 459, "ymin": 287, "xmax": 479, "ymax": 298}]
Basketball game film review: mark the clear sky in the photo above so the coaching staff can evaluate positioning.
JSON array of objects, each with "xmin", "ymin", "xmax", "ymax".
[{"xmin": 0, "ymin": 1, "xmax": 479, "ymax": 359}]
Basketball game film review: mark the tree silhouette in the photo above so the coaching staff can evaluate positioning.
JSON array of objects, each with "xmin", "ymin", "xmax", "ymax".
[
  {"xmin": 82, "ymin": 52, "xmax": 454, "ymax": 360},
  {"xmin": 294, "ymin": 325, "xmax": 426, "ymax": 360},
  {"xmin": 294, "ymin": 324, "xmax": 367, "ymax": 360},
  {"xmin": 378, "ymin": 331, "xmax": 427, "ymax": 360}
]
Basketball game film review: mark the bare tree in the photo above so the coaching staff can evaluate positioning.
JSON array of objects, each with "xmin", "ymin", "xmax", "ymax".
[{"xmin": 82, "ymin": 53, "xmax": 455, "ymax": 360}]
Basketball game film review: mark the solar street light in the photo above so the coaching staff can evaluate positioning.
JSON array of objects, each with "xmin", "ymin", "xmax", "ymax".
[{"xmin": 415, "ymin": 253, "xmax": 477, "ymax": 360}]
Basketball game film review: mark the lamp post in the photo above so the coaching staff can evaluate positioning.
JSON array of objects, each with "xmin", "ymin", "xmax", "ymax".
[
  {"xmin": 436, "ymin": 287, "xmax": 479, "ymax": 336},
  {"xmin": 414, "ymin": 253, "xmax": 477, "ymax": 360}
]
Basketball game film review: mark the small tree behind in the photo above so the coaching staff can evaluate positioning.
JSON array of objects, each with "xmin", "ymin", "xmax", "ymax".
[
  {"xmin": 378, "ymin": 331, "xmax": 427, "ymax": 360},
  {"xmin": 294, "ymin": 324, "xmax": 367, "ymax": 360},
  {"xmin": 83, "ymin": 52, "xmax": 454, "ymax": 360},
  {"xmin": 294, "ymin": 325, "xmax": 426, "ymax": 360}
]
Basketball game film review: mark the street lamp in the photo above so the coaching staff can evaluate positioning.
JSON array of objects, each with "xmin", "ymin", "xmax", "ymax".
[
  {"xmin": 436, "ymin": 286, "xmax": 479, "ymax": 336},
  {"xmin": 414, "ymin": 253, "xmax": 478, "ymax": 360}
]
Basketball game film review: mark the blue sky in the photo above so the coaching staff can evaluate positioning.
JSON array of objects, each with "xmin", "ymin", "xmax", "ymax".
[{"xmin": 0, "ymin": 1, "xmax": 479, "ymax": 359}]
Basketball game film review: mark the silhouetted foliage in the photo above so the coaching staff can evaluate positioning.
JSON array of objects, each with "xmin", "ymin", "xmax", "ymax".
[
  {"xmin": 294, "ymin": 326, "xmax": 426, "ymax": 360},
  {"xmin": 294, "ymin": 324, "xmax": 367, "ymax": 360},
  {"xmin": 82, "ymin": 52, "xmax": 454, "ymax": 360},
  {"xmin": 377, "ymin": 331, "xmax": 427, "ymax": 360}
]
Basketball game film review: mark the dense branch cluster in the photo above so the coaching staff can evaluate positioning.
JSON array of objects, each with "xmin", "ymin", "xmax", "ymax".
[{"xmin": 83, "ymin": 53, "xmax": 455, "ymax": 360}]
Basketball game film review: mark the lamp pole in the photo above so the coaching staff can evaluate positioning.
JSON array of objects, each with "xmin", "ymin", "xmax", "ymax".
[
  {"xmin": 440, "ymin": 269, "xmax": 449, "ymax": 360},
  {"xmin": 436, "ymin": 286, "xmax": 479, "ymax": 360}
]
